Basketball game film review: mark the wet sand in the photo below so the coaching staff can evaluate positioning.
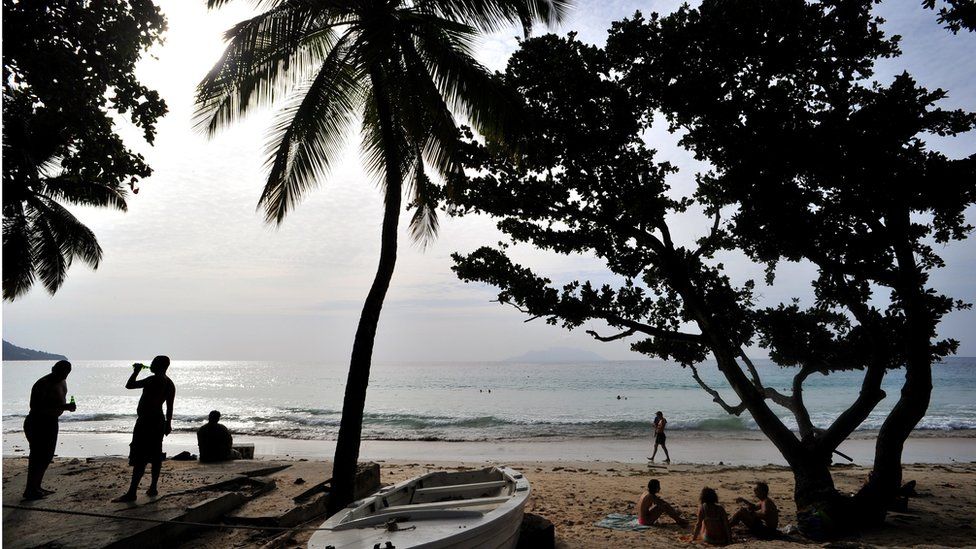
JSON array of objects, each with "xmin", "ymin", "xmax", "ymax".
[{"xmin": 5, "ymin": 430, "xmax": 976, "ymax": 466}]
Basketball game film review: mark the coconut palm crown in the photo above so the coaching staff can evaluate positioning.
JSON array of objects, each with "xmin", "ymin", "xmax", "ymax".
[
  {"xmin": 196, "ymin": 0, "xmax": 570, "ymax": 242},
  {"xmin": 196, "ymin": 0, "xmax": 571, "ymax": 509}
]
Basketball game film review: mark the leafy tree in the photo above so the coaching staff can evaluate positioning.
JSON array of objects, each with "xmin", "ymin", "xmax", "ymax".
[
  {"xmin": 196, "ymin": 0, "xmax": 569, "ymax": 510},
  {"xmin": 2, "ymin": 0, "xmax": 168, "ymax": 300},
  {"xmin": 450, "ymin": 0, "xmax": 974, "ymax": 534},
  {"xmin": 923, "ymin": 0, "xmax": 976, "ymax": 33},
  {"xmin": 607, "ymin": 0, "xmax": 975, "ymax": 521}
]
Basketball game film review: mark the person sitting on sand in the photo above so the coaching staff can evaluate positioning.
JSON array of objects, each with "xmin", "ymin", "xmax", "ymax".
[
  {"xmin": 197, "ymin": 410, "xmax": 234, "ymax": 463},
  {"xmin": 113, "ymin": 356, "xmax": 176, "ymax": 502},
  {"xmin": 731, "ymin": 481, "xmax": 779, "ymax": 539},
  {"xmin": 692, "ymin": 487, "xmax": 732, "ymax": 545},
  {"xmin": 637, "ymin": 478, "xmax": 689, "ymax": 526}
]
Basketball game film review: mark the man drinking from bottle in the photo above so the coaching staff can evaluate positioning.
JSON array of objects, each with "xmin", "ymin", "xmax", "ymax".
[{"xmin": 113, "ymin": 355, "xmax": 175, "ymax": 502}]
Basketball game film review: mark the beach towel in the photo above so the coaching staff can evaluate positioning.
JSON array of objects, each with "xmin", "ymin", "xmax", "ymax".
[{"xmin": 594, "ymin": 513, "xmax": 653, "ymax": 531}]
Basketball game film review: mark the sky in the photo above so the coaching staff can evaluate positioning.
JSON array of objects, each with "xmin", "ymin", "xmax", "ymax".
[{"xmin": 2, "ymin": 0, "xmax": 975, "ymax": 362}]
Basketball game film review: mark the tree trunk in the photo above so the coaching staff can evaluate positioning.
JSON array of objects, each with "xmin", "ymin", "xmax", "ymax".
[
  {"xmin": 856, "ymin": 361, "xmax": 931, "ymax": 517},
  {"xmin": 329, "ymin": 65, "xmax": 403, "ymax": 514},
  {"xmin": 791, "ymin": 454, "xmax": 838, "ymax": 509},
  {"xmin": 859, "ymin": 335, "xmax": 932, "ymax": 523},
  {"xmin": 856, "ymin": 210, "xmax": 935, "ymax": 524}
]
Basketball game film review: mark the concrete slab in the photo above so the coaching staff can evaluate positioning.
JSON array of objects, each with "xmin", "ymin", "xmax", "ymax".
[
  {"xmin": 226, "ymin": 462, "xmax": 380, "ymax": 528},
  {"xmin": 1, "ymin": 457, "xmax": 289, "ymax": 549}
]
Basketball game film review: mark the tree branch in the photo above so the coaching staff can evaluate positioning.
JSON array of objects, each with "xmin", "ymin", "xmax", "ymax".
[
  {"xmin": 790, "ymin": 365, "xmax": 817, "ymax": 440},
  {"xmin": 605, "ymin": 314, "xmax": 704, "ymax": 344},
  {"xmin": 655, "ymin": 220, "xmax": 676, "ymax": 252},
  {"xmin": 762, "ymin": 386, "xmax": 797, "ymax": 410},
  {"xmin": 820, "ymin": 361, "xmax": 886, "ymax": 451},
  {"xmin": 739, "ymin": 350, "xmax": 764, "ymax": 389},
  {"xmin": 689, "ymin": 363, "xmax": 748, "ymax": 416},
  {"xmin": 740, "ymin": 350, "xmax": 817, "ymax": 439},
  {"xmin": 693, "ymin": 208, "xmax": 722, "ymax": 258},
  {"xmin": 585, "ymin": 328, "xmax": 637, "ymax": 342}
]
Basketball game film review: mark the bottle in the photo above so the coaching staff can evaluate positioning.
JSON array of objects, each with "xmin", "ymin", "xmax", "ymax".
[
  {"xmin": 70, "ymin": 395, "xmax": 76, "ymax": 405},
  {"xmin": 134, "ymin": 363, "xmax": 149, "ymax": 371}
]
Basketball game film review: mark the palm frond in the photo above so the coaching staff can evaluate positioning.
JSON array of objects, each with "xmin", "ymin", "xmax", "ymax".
[
  {"xmin": 206, "ymin": 0, "xmax": 294, "ymax": 12},
  {"xmin": 30, "ymin": 196, "xmax": 102, "ymax": 269},
  {"xmin": 2, "ymin": 206, "xmax": 35, "ymax": 301},
  {"xmin": 360, "ymin": 65, "xmax": 416, "ymax": 196},
  {"xmin": 414, "ymin": 0, "xmax": 572, "ymax": 35},
  {"xmin": 41, "ymin": 175, "xmax": 129, "ymax": 211},
  {"xmin": 407, "ymin": 157, "xmax": 441, "ymax": 247},
  {"xmin": 194, "ymin": 1, "xmax": 341, "ymax": 135},
  {"xmin": 261, "ymin": 35, "xmax": 363, "ymax": 225},
  {"xmin": 395, "ymin": 27, "xmax": 466, "ymax": 172},
  {"xmin": 407, "ymin": 14, "xmax": 517, "ymax": 142},
  {"xmin": 29, "ymin": 203, "xmax": 71, "ymax": 295}
]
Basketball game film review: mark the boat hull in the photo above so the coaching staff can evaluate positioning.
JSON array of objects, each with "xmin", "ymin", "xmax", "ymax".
[{"xmin": 309, "ymin": 466, "xmax": 529, "ymax": 549}]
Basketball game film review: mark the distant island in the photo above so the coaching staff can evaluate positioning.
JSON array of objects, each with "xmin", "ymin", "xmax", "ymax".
[
  {"xmin": 2, "ymin": 340, "xmax": 68, "ymax": 361},
  {"xmin": 504, "ymin": 346, "xmax": 606, "ymax": 363}
]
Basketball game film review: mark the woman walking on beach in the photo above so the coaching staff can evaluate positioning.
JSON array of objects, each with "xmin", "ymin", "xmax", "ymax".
[
  {"xmin": 692, "ymin": 487, "xmax": 732, "ymax": 545},
  {"xmin": 650, "ymin": 411, "xmax": 670, "ymax": 463}
]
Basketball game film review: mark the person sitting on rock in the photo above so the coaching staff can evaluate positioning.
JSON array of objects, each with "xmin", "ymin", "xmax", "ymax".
[{"xmin": 197, "ymin": 410, "xmax": 234, "ymax": 463}]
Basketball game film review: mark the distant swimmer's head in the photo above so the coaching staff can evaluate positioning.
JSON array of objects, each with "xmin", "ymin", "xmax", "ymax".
[
  {"xmin": 700, "ymin": 487, "xmax": 718, "ymax": 505},
  {"xmin": 647, "ymin": 479, "xmax": 661, "ymax": 494},
  {"xmin": 754, "ymin": 482, "xmax": 769, "ymax": 499},
  {"xmin": 52, "ymin": 360, "xmax": 72, "ymax": 379},
  {"xmin": 150, "ymin": 355, "xmax": 170, "ymax": 374},
  {"xmin": 655, "ymin": 411, "xmax": 663, "ymax": 417},
  {"xmin": 209, "ymin": 410, "xmax": 221, "ymax": 423}
]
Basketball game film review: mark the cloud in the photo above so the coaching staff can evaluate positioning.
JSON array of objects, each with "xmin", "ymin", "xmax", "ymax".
[{"xmin": 4, "ymin": 0, "xmax": 974, "ymax": 360}]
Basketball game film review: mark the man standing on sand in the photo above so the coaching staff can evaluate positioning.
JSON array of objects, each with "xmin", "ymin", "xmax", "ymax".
[
  {"xmin": 113, "ymin": 356, "xmax": 175, "ymax": 502},
  {"xmin": 23, "ymin": 360, "xmax": 77, "ymax": 500},
  {"xmin": 649, "ymin": 410, "xmax": 671, "ymax": 464}
]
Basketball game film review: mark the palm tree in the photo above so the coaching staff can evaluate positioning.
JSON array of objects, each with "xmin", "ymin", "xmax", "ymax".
[
  {"xmin": 3, "ymin": 91, "xmax": 126, "ymax": 301},
  {"xmin": 196, "ymin": 0, "xmax": 570, "ymax": 509}
]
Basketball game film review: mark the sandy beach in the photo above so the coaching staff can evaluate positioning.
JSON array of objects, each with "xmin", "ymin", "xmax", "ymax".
[{"xmin": 3, "ymin": 439, "xmax": 976, "ymax": 548}]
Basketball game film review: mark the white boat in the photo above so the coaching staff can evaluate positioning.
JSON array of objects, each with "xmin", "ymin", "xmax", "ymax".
[{"xmin": 309, "ymin": 466, "xmax": 530, "ymax": 549}]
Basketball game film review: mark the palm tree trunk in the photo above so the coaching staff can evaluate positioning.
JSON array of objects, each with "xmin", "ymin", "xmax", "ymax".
[{"xmin": 329, "ymin": 65, "xmax": 403, "ymax": 514}]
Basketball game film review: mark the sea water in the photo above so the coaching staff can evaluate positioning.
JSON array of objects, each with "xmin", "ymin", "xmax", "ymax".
[{"xmin": 3, "ymin": 358, "xmax": 974, "ymax": 442}]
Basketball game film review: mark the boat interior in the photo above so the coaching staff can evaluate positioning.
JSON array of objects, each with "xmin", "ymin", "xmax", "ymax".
[{"xmin": 333, "ymin": 468, "xmax": 523, "ymax": 530}]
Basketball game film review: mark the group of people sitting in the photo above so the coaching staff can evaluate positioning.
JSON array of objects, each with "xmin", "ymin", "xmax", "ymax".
[{"xmin": 636, "ymin": 478, "xmax": 779, "ymax": 545}]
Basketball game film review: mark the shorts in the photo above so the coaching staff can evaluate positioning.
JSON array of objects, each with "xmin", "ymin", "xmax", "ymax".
[
  {"xmin": 129, "ymin": 415, "xmax": 165, "ymax": 466},
  {"xmin": 655, "ymin": 432, "xmax": 666, "ymax": 445},
  {"xmin": 24, "ymin": 414, "xmax": 59, "ymax": 463}
]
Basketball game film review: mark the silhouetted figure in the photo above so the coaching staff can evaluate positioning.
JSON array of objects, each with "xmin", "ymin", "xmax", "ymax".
[
  {"xmin": 23, "ymin": 360, "xmax": 76, "ymax": 500},
  {"xmin": 113, "ymin": 356, "xmax": 175, "ymax": 502},
  {"xmin": 731, "ymin": 481, "xmax": 780, "ymax": 539},
  {"xmin": 197, "ymin": 410, "xmax": 234, "ymax": 463},
  {"xmin": 650, "ymin": 411, "xmax": 670, "ymax": 464}
]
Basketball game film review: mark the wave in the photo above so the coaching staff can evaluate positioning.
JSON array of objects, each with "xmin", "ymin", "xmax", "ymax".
[
  {"xmin": 5, "ymin": 409, "xmax": 974, "ymax": 442},
  {"xmin": 688, "ymin": 417, "xmax": 751, "ymax": 431}
]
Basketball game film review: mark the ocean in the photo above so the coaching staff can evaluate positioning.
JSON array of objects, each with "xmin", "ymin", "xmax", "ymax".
[{"xmin": 3, "ymin": 358, "xmax": 975, "ymax": 443}]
